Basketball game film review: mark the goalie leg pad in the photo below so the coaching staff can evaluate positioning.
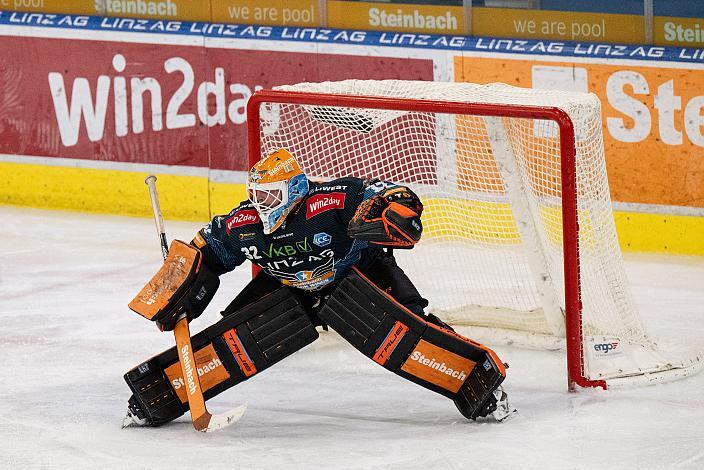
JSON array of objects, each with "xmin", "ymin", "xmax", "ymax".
[
  {"xmin": 317, "ymin": 268, "xmax": 506, "ymax": 420},
  {"xmin": 124, "ymin": 286, "xmax": 319, "ymax": 426}
]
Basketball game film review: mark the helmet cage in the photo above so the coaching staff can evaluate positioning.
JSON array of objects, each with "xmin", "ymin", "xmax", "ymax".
[
  {"xmin": 248, "ymin": 181, "xmax": 287, "ymax": 212},
  {"xmin": 247, "ymin": 173, "xmax": 309, "ymax": 234}
]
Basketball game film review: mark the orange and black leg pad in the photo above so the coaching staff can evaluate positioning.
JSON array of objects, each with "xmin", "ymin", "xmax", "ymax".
[
  {"xmin": 123, "ymin": 287, "xmax": 318, "ymax": 426},
  {"xmin": 317, "ymin": 267, "xmax": 507, "ymax": 420}
]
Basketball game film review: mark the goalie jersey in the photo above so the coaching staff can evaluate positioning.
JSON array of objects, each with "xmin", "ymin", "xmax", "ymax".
[{"xmin": 197, "ymin": 177, "xmax": 400, "ymax": 291}]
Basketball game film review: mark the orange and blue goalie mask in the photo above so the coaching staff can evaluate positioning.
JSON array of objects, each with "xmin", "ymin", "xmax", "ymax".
[{"xmin": 247, "ymin": 149, "xmax": 310, "ymax": 234}]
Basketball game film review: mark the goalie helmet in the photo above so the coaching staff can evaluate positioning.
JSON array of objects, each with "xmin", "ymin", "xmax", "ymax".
[{"xmin": 247, "ymin": 148, "xmax": 309, "ymax": 234}]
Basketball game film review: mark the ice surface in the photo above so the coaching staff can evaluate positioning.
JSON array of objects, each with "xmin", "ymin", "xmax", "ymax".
[{"xmin": 1, "ymin": 206, "xmax": 703, "ymax": 469}]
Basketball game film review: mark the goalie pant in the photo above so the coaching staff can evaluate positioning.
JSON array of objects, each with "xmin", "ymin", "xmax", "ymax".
[{"xmin": 124, "ymin": 271, "xmax": 506, "ymax": 425}]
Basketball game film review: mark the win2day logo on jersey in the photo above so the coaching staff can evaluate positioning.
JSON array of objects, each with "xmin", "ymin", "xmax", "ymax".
[
  {"xmin": 306, "ymin": 192, "xmax": 346, "ymax": 219},
  {"xmin": 226, "ymin": 210, "xmax": 260, "ymax": 233}
]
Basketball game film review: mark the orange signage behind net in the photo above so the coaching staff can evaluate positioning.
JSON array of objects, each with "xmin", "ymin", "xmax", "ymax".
[{"xmin": 457, "ymin": 56, "xmax": 704, "ymax": 208}]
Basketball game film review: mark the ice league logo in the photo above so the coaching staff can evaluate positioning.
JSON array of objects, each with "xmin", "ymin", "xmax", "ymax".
[{"xmin": 313, "ymin": 232, "xmax": 332, "ymax": 247}]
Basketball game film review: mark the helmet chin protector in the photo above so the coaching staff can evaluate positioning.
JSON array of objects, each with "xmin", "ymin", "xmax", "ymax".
[{"xmin": 247, "ymin": 149, "xmax": 309, "ymax": 234}]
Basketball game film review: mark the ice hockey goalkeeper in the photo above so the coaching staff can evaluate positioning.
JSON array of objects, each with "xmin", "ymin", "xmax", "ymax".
[{"xmin": 123, "ymin": 148, "xmax": 513, "ymax": 427}]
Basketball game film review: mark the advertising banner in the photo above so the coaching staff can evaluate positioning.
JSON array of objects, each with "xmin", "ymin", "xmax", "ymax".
[
  {"xmin": 0, "ymin": 35, "xmax": 209, "ymax": 168},
  {"xmin": 0, "ymin": 31, "xmax": 433, "ymax": 174},
  {"xmin": 211, "ymin": 0, "xmax": 319, "ymax": 27},
  {"xmin": 95, "ymin": 0, "xmax": 210, "ymax": 21},
  {"xmin": 654, "ymin": 16, "xmax": 704, "ymax": 48},
  {"xmin": 0, "ymin": 0, "xmax": 210, "ymax": 20},
  {"xmin": 456, "ymin": 55, "xmax": 704, "ymax": 208},
  {"xmin": 0, "ymin": 0, "xmax": 96, "ymax": 15},
  {"xmin": 327, "ymin": 0, "xmax": 465, "ymax": 35},
  {"xmin": 4, "ymin": 2, "xmax": 702, "ymax": 50},
  {"xmin": 472, "ymin": 7, "xmax": 645, "ymax": 45}
]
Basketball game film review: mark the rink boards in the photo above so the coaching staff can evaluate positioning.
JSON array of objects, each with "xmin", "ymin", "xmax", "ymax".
[{"xmin": 0, "ymin": 12, "xmax": 703, "ymax": 255}]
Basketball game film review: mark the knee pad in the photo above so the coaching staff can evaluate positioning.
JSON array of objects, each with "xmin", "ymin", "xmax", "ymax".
[
  {"xmin": 317, "ymin": 268, "xmax": 506, "ymax": 420},
  {"xmin": 124, "ymin": 286, "xmax": 319, "ymax": 426}
]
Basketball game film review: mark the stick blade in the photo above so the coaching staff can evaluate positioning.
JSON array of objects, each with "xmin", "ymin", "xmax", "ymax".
[{"xmin": 196, "ymin": 404, "xmax": 247, "ymax": 432}]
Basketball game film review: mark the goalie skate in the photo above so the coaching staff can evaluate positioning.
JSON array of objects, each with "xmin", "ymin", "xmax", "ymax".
[
  {"xmin": 489, "ymin": 387, "xmax": 517, "ymax": 422},
  {"xmin": 121, "ymin": 398, "xmax": 148, "ymax": 428},
  {"xmin": 457, "ymin": 385, "xmax": 516, "ymax": 422},
  {"xmin": 122, "ymin": 410, "xmax": 148, "ymax": 428}
]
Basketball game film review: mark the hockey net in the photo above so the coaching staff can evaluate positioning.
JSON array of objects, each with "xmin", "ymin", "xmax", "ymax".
[{"xmin": 246, "ymin": 79, "xmax": 702, "ymax": 389}]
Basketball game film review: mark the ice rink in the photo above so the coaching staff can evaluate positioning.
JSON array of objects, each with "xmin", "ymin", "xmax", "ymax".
[{"xmin": 1, "ymin": 205, "xmax": 703, "ymax": 469}]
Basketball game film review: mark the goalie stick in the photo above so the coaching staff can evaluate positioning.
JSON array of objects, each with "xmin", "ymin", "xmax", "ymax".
[{"xmin": 122, "ymin": 175, "xmax": 246, "ymax": 432}]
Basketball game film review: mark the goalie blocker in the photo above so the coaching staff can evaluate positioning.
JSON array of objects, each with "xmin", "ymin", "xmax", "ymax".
[
  {"xmin": 127, "ymin": 240, "xmax": 220, "ymax": 331},
  {"xmin": 318, "ymin": 268, "xmax": 507, "ymax": 420}
]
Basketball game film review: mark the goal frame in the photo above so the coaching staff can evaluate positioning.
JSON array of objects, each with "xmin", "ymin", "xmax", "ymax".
[{"xmin": 246, "ymin": 88, "xmax": 605, "ymax": 391}]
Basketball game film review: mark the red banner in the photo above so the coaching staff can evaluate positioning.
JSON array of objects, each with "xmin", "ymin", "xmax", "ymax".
[{"xmin": 0, "ymin": 35, "xmax": 433, "ymax": 171}]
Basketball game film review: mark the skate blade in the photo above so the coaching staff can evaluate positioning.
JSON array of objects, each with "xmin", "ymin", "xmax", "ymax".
[
  {"xmin": 121, "ymin": 410, "xmax": 148, "ymax": 428},
  {"xmin": 492, "ymin": 404, "xmax": 518, "ymax": 422}
]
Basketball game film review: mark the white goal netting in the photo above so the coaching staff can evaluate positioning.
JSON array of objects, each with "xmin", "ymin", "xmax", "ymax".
[{"xmin": 253, "ymin": 79, "xmax": 701, "ymax": 385}]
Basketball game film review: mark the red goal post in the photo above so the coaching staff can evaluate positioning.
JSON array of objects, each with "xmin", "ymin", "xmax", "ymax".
[{"xmin": 246, "ymin": 88, "xmax": 600, "ymax": 391}]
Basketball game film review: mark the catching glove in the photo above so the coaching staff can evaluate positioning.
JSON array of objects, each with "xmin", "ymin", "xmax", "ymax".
[{"xmin": 348, "ymin": 185, "xmax": 423, "ymax": 248}]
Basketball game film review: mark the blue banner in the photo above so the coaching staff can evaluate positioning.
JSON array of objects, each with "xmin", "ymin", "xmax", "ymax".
[{"xmin": 1, "ymin": 10, "xmax": 703, "ymax": 64}]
